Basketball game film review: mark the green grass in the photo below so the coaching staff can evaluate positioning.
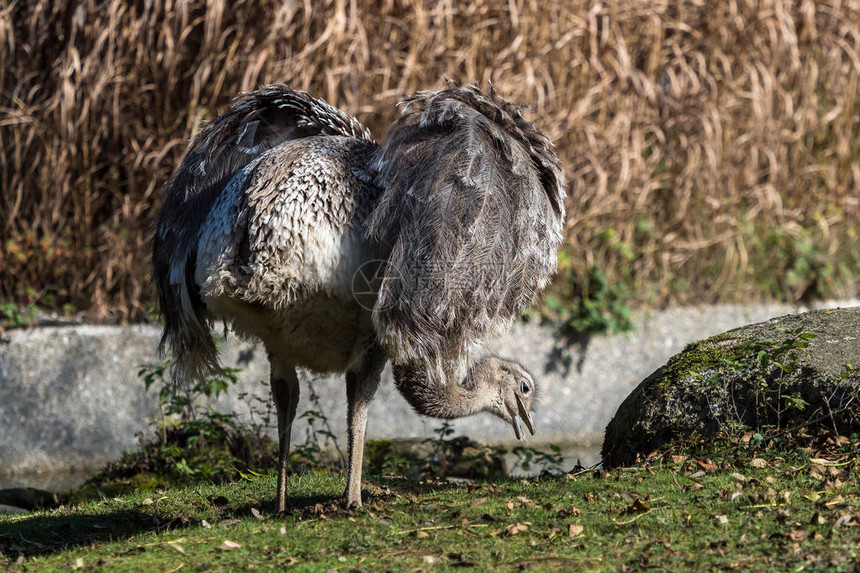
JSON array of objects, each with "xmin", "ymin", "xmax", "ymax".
[{"xmin": 2, "ymin": 454, "xmax": 858, "ymax": 572}]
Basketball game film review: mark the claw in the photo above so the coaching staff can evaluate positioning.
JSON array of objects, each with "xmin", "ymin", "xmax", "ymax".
[{"xmin": 515, "ymin": 394, "xmax": 535, "ymax": 436}]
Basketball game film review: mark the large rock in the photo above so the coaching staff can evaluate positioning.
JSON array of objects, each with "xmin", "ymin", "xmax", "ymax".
[{"xmin": 602, "ymin": 307, "xmax": 860, "ymax": 467}]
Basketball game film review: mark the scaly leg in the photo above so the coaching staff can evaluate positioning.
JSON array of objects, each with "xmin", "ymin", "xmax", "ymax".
[
  {"xmin": 269, "ymin": 354, "xmax": 300, "ymax": 514},
  {"xmin": 344, "ymin": 343, "xmax": 385, "ymax": 507}
]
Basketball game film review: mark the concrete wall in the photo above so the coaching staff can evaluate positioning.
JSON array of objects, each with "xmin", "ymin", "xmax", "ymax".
[{"xmin": 2, "ymin": 301, "xmax": 853, "ymax": 478}]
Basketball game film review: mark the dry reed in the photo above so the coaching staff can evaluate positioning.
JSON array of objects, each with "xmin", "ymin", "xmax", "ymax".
[{"xmin": 1, "ymin": 0, "xmax": 858, "ymax": 320}]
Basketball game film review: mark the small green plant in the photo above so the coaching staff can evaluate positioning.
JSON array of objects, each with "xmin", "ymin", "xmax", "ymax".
[
  {"xmin": 425, "ymin": 422, "xmax": 565, "ymax": 477},
  {"xmin": 543, "ymin": 265, "xmax": 634, "ymax": 338},
  {"xmin": 506, "ymin": 443, "xmax": 564, "ymax": 474},
  {"xmin": 0, "ymin": 301, "xmax": 38, "ymax": 327},
  {"xmin": 139, "ymin": 361, "xmax": 241, "ymax": 420},
  {"xmin": 82, "ymin": 360, "xmax": 279, "ymax": 490},
  {"xmin": 745, "ymin": 327, "xmax": 816, "ymax": 424},
  {"xmin": 543, "ymin": 232, "xmax": 636, "ymax": 340}
]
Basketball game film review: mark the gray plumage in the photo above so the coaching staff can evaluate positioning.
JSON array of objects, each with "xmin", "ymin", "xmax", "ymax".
[
  {"xmin": 368, "ymin": 85, "xmax": 565, "ymax": 367},
  {"xmin": 152, "ymin": 83, "xmax": 565, "ymax": 512}
]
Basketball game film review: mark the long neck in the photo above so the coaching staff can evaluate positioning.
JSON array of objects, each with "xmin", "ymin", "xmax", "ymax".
[{"xmin": 392, "ymin": 361, "xmax": 485, "ymax": 419}]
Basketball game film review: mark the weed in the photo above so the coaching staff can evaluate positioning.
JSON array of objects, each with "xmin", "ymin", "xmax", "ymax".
[
  {"xmin": 74, "ymin": 361, "xmax": 279, "ymax": 496},
  {"xmin": 0, "ymin": 302, "xmax": 37, "ymax": 327},
  {"xmin": 543, "ymin": 263, "xmax": 635, "ymax": 338},
  {"xmin": 139, "ymin": 361, "xmax": 241, "ymax": 420}
]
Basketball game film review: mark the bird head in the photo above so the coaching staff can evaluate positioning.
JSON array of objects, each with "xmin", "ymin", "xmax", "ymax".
[{"xmin": 469, "ymin": 356, "xmax": 536, "ymax": 440}]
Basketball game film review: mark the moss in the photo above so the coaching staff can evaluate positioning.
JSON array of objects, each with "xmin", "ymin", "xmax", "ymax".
[{"xmin": 655, "ymin": 331, "xmax": 755, "ymax": 394}]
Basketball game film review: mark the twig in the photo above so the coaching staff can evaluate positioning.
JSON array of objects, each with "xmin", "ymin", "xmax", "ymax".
[
  {"xmin": 566, "ymin": 462, "xmax": 602, "ymax": 478},
  {"xmin": 395, "ymin": 524, "xmax": 458, "ymax": 535},
  {"xmin": 767, "ymin": 407, "xmax": 848, "ymax": 440}
]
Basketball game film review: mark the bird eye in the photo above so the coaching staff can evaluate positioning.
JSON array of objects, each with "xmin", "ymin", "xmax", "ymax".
[{"xmin": 519, "ymin": 379, "xmax": 531, "ymax": 396}]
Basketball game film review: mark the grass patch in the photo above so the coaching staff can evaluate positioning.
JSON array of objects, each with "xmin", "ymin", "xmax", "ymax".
[{"xmin": 2, "ymin": 451, "xmax": 858, "ymax": 571}]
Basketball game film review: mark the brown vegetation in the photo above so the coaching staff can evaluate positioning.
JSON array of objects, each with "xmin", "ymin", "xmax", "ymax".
[{"xmin": 1, "ymin": 0, "xmax": 858, "ymax": 321}]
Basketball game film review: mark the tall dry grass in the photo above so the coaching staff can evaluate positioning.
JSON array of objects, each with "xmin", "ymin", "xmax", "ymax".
[{"xmin": 1, "ymin": 0, "xmax": 858, "ymax": 320}]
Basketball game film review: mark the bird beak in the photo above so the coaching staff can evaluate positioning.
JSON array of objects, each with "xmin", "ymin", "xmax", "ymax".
[
  {"xmin": 511, "ymin": 416, "xmax": 523, "ymax": 440},
  {"xmin": 514, "ymin": 394, "xmax": 535, "ymax": 438}
]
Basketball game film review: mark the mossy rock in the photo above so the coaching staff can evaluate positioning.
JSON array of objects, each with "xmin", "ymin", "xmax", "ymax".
[{"xmin": 602, "ymin": 307, "xmax": 860, "ymax": 467}]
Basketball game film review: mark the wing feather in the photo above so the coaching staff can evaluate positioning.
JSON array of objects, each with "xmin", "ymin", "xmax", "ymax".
[{"xmin": 367, "ymin": 83, "xmax": 566, "ymax": 365}]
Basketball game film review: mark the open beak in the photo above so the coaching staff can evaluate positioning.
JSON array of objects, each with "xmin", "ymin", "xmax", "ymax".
[
  {"xmin": 512, "ymin": 416, "xmax": 522, "ymax": 440},
  {"xmin": 511, "ymin": 394, "xmax": 535, "ymax": 440}
]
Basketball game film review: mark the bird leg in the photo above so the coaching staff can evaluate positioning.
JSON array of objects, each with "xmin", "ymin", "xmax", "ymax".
[
  {"xmin": 344, "ymin": 345, "xmax": 385, "ymax": 507},
  {"xmin": 269, "ymin": 355, "xmax": 299, "ymax": 514}
]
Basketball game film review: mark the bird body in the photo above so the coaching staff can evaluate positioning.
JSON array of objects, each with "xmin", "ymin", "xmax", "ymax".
[
  {"xmin": 195, "ymin": 136, "xmax": 381, "ymax": 373},
  {"xmin": 153, "ymin": 83, "xmax": 565, "ymax": 511}
]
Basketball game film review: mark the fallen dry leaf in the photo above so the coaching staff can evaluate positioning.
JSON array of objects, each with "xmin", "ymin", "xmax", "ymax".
[
  {"xmin": 168, "ymin": 542, "xmax": 186, "ymax": 555},
  {"xmin": 626, "ymin": 498, "xmax": 651, "ymax": 514},
  {"xmin": 749, "ymin": 458, "xmax": 767, "ymax": 469},
  {"xmin": 470, "ymin": 497, "xmax": 486, "ymax": 508},
  {"xmin": 219, "ymin": 540, "xmax": 242, "ymax": 551},
  {"xmin": 504, "ymin": 522, "xmax": 529, "ymax": 536},
  {"xmin": 697, "ymin": 460, "xmax": 718, "ymax": 472},
  {"xmin": 786, "ymin": 529, "xmax": 809, "ymax": 541},
  {"xmin": 251, "ymin": 508, "xmax": 264, "ymax": 520},
  {"xmin": 568, "ymin": 523, "xmax": 584, "ymax": 538}
]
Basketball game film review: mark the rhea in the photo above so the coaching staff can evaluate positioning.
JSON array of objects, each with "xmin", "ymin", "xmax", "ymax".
[{"xmin": 152, "ymin": 83, "xmax": 565, "ymax": 512}]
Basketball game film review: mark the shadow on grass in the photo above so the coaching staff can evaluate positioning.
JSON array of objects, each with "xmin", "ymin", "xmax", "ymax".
[{"xmin": 0, "ymin": 475, "xmax": 475, "ymax": 559}]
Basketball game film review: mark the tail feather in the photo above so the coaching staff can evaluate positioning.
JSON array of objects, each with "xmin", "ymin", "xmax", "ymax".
[
  {"xmin": 367, "ymin": 82, "xmax": 566, "ymax": 365},
  {"xmin": 152, "ymin": 85, "xmax": 373, "ymax": 382}
]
